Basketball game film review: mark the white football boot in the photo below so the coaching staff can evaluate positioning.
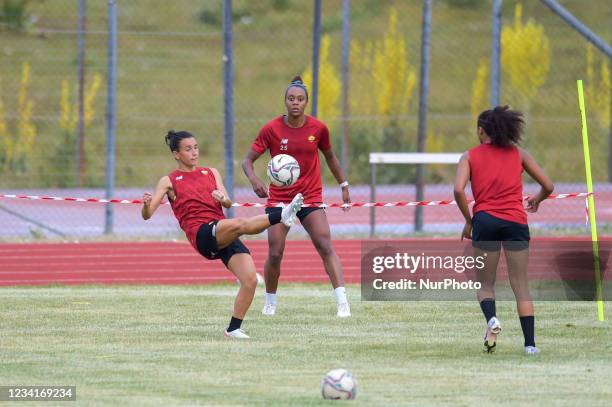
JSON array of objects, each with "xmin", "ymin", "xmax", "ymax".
[
  {"xmin": 483, "ymin": 316, "xmax": 501, "ymax": 353},
  {"xmin": 224, "ymin": 328, "xmax": 250, "ymax": 339},
  {"xmin": 488, "ymin": 316, "xmax": 502, "ymax": 334},
  {"xmin": 337, "ymin": 303, "xmax": 351, "ymax": 318},
  {"xmin": 261, "ymin": 303, "xmax": 277, "ymax": 316},
  {"xmin": 281, "ymin": 193, "xmax": 304, "ymax": 227}
]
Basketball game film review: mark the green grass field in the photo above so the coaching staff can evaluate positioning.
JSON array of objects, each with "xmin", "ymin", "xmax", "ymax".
[{"xmin": 1, "ymin": 283, "xmax": 611, "ymax": 406}]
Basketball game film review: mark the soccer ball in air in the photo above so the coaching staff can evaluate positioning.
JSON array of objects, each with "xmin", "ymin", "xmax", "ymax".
[
  {"xmin": 321, "ymin": 369, "xmax": 357, "ymax": 400},
  {"xmin": 266, "ymin": 154, "xmax": 300, "ymax": 187}
]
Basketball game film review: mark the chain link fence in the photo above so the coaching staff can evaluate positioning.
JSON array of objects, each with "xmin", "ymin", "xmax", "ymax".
[{"xmin": 0, "ymin": 0, "xmax": 610, "ymax": 239}]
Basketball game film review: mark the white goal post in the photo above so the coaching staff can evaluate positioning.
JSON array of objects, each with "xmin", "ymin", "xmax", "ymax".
[{"xmin": 368, "ymin": 153, "xmax": 462, "ymax": 237}]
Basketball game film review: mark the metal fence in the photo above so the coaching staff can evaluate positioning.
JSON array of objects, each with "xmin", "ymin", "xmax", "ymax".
[{"xmin": 0, "ymin": 0, "xmax": 610, "ymax": 239}]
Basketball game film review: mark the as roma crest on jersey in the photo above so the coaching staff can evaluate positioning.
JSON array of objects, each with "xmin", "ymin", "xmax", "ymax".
[
  {"xmin": 201, "ymin": 170, "xmax": 208, "ymax": 175},
  {"xmin": 308, "ymin": 135, "xmax": 316, "ymax": 143}
]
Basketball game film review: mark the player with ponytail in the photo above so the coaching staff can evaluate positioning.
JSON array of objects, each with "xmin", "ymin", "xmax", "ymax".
[
  {"xmin": 242, "ymin": 76, "xmax": 352, "ymax": 318},
  {"xmin": 142, "ymin": 130, "xmax": 304, "ymax": 338}
]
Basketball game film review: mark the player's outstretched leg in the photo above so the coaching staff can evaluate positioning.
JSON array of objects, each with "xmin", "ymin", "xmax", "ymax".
[{"xmin": 215, "ymin": 193, "xmax": 304, "ymax": 249}]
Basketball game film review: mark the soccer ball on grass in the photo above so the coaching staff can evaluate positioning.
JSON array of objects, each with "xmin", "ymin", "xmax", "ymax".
[{"xmin": 321, "ymin": 369, "xmax": 357, "ymax": 400}]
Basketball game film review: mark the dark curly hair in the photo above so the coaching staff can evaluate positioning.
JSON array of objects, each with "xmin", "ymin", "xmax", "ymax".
[{"xmin": 477, "ymin": 105, "xmax": 524, "ymax": 147}]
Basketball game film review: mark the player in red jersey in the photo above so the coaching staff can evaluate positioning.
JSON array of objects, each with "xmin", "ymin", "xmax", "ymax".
[
  {"xmin": 142, "ymin": 130, "xmax": 304, "ymax": 339},
  {"xmin": 242, "ymin": 76, "xmax": 352, "ymax": 318},
  {"xmin": 454, "ymin": 106, "xmax": 553, "ymax": 355}
]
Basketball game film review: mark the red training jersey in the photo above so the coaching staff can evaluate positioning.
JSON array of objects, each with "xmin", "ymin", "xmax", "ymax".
[
  {"xmin": 168, "ymin": 167, "xmax": 225, "ymax": 249},
  {"xmin": 251, "ymin": 115, "xmax": 332, "ymax": 204},
  {"xmin": 469, "ymin": 144, "xmax": 527, "ymax": 225}
]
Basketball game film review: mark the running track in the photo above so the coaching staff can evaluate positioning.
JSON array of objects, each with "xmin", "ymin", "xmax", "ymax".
[
  {"xmin": 0, "ymin": 238, "xmax": 609, "ymax": 286},
  {"xmin": 0, "ymin": 240, "xmax": 361, "ymax": 286}
]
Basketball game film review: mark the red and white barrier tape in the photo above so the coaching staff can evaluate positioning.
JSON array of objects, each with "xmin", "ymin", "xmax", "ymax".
[
  {"xmin": 585, "ymin": 197, "xmax": 589, "ymax": 225},
  {"xmin": 0, "ymin": 192, "xmax": 593, "ymax": 208}
]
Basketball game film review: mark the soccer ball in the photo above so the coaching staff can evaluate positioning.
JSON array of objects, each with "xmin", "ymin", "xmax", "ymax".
[
  {"xmin": 321, "ymin": 369, "xmax": 357, "ymax": 400},
  {"xmin": 266, "ymin": 154, "xmax": 300, "ymax": 187}
]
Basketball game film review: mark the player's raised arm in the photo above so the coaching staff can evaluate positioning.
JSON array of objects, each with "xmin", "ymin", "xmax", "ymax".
[
  {"xmin": 210, "ymin": 167, "xmax": 232, "ymax": 209},
  {"xmin": 142, "ymin": 176, "xmax": 171, "ymax": 220}
]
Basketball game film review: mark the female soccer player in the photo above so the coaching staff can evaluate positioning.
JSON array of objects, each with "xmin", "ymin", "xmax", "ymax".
[
  {"xmin": 242, "ymin": 76, "xmax": 352, "ymax": 318},
  {"xmin": 142, "ymin": 130, "xmax": 304, "ymax": 338},
  {"xmin": 454, "ymin": 106, "xmax": 553, "ymax": 355}
]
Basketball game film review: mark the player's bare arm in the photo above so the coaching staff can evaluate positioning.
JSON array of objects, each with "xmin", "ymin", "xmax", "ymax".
[
  {"xmin": 322, "ymin": 148, "xmax": 351, "ymax": 209},
  {"xmin": 142, "ymin": 175, "xmax": 172, "ymax": 220},
  {"xmin": 519, "ymin": 148, "xmax": 554, "ymax": 213},
  {"xmin": 453, "ymin": 152, "xmax": 472, "ymax": 240},
  {"xmin": 210, "ymin": 167, "xmax": 232, "ymax": 209},
  {"xmin": 242, "ymin": 149, "xmax": 269, "ymax": 198}
]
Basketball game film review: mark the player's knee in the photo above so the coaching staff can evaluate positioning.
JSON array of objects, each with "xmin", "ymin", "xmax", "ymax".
[
  {"xmin": 314, "ymin": 241, "xmax": 334, "ymax": 258},
  {"xmin": 241, "ymin": 272, "xmax": 257, "ymax": 291},
  {"xmin": 268, "ymin": 250, "xmax": 284, "ymax": 265}
]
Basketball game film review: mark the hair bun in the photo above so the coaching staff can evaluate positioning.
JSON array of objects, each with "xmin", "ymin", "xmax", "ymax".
[
  {"xmin": 165, "ymin": 130, "xmax": 175, "ymax": 146},
  {"xmin": 290, "ymin": 75, "xmax": 303, "ymax": 84},
  {"xmin": 164, "ymin": 130, "xmax": 194, "ymax": 152}
]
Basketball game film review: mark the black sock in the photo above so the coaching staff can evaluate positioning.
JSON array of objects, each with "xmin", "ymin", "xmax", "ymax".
[
  {"xmin": 480, "ymin": 298, "xmax": 496, "ymax": 323},
  {"xmin": 519, "ymin": 315, "xmax": 535, "ymax": 347},
  {"xmin": 227, "ymin": 316, "xmax": 243, "ymax": 332},
  {"xmin": 268, "ymin": 211, "xmax": 282, "ymax": 225}
]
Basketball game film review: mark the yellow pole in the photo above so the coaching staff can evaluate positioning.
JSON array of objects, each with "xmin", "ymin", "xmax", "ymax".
[{"xmin": 576, "ymin": 80, "xmax": 604, "ymax": 321}]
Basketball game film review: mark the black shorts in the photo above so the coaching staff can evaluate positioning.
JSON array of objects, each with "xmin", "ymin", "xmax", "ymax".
[
  {"xmin": 472, "ymin": 211, "xmax": 530, "ymax": 251},
  {"xmin": 195, "ymin": 221, "xmax": 250, "ymax": 266},
  {"xmin": 265, "ymin": 206, "xmax": 323, "ymax": 224}
]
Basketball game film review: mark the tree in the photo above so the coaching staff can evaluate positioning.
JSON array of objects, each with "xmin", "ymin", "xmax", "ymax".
[
  {"xmin": 0, "ymin": 62, "xmax": 36, "ymax": 173},
  {"xmin": 52, "ymin": 73, "xmax": 102, "ymax": 187},
  {"xmin": 470, "ymin": 57, "xmax": 489, "ymax": 123},
  {"xmin": 348, "ymin": 7, "xmax": 418, "ymax": 183},
  {"xmin": 303, "ymin": 35, "xmax": 341, "ymax": 123},
  {"xmin": 585, "ymin": 44, "xmax": 611, "ymax": 129},
  {"xmin": 501, "ymin": 3, "xmax": 550, "ymax": 105},
  {"xmin": 372, "ymin": 7, "xmax": 417, "ymax": 120}
]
